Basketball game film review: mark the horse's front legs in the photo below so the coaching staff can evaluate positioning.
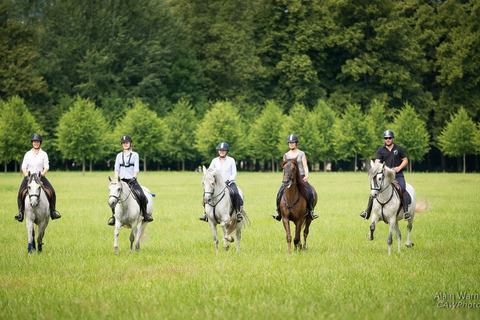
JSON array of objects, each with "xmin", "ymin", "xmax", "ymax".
[
  {"xmin": 36, "ymin": 220, "xmax": 49, "ymax": 253},
  {"xmin": 282, "ymin": 217, "xmax": 292, "ymax": 252},
  {"xmin": 220, "ymin": 221, "xmax": 230, "ymax": 251},
  {"xmin": 303, "ymin": 219, "xmax": 312, "ymax": 250},
  {"xmin": 387, "ymin": 221, "xmax": 396, "ymax": 255},
  {"xmin": 294, "ymin": 220, "xmax": 303, "ymax": 250},
  {"xmin": 405, "ymin": 219, "xmax": 414, "ymax": 248},
  {"xmin": 133, "ymin": 222, "xmax": 147, "ymax": 251},
  {"xmin": 394, "ymin": 222, "xmax": 402, "ymax": 253},
  {"xmin": 26, "ymin": 220, "xmax": 36, "ymax": 253},
  {"xmin": 368, "ymin": 217, "xmax": 379, "ymax": 241}
]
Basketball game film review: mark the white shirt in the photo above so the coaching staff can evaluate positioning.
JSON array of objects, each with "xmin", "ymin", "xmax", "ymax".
[
  {"xmin": 21, "ymin": 148, "xmax": 49, "ymax": 174},
  {"xmin": 114, "ymin": 151, "xmax": 139, "ymax": 179},
  {"xmin": 209, "ymin": 156, "xmax": 237, "ymax": 182}
]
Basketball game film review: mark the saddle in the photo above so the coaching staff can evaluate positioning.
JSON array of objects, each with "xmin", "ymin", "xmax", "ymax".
[
  {"xmin": 392, "ymin": 182, "xmax": 411, "ymax": 205},
  {"xmin": 20, "ymin": 185, "xmax": 54, "ymax": 208}
]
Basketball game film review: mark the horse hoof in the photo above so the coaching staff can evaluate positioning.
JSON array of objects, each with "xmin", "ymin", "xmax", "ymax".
[
  {"xmin": 366, "ymin": 233, "xmax": 372, "ymax": 240},
  {"xmin": 226, "ymin": 236, "xmax": 234, "ymax": 243},
  {"xmin": 406, "ymin": 243, "xmax": 414, "ymax": 248},
  {"xmin": 114, "ymin": 247, "xmax": 119, "ymax": 254}
]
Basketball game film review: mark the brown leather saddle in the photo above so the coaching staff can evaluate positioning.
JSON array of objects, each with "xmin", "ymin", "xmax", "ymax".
[{"xmin": 20, "ymin": 185, "xmax": 54, "ymax": 208}]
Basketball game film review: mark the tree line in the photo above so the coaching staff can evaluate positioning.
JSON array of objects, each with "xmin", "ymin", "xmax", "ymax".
[{"xmin": 1, "ymin": 0, "xmax": 480, "ymax": 172}]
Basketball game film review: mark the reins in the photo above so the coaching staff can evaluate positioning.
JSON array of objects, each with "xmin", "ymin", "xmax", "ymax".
[
  {"xmin": 109, "ymin": 181, "xmax": 133, "ymax": 204},
  {"xmin": 204, "ymin": 184, "xmax": 228, "ymax": 223}
]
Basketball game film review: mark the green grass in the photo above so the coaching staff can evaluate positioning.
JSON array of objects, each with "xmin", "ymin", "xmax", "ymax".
[{"xmin": 1, "ymin": 171, "xmax": 479, "ymax": 319}]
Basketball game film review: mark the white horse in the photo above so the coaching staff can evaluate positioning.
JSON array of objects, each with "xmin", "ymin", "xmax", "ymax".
[
  {"xmin": 202, "ymin": 165, "xmax": 249, "ymax": 252},
  {"xmin": 367, "ymin": 161, "xmax": 422, "ymax": 255},
  {"xmin": 108, "ymin": 177, "xmax": 153, "ymax": 253},
  {"xmin": 24, "ymin": 172, "xmax": 50, "ymax": 253}
]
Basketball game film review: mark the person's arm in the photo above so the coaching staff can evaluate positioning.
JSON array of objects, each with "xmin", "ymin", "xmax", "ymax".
[
  {"xmin": 394, "ymin": 157, "xmax": 408, "ymax": 173},
  {"xmin": 41, "ymin": 152, "xmax": 49, "ymax": 177},
  {"xmin": 21, "ymin": 152, "xmax": 28, "ymax": 176},
  {"xmin": 302, "ymin": 154, "xmax": 309, "ymax": 182},
  {"xmin": 229, "ymin": 158, "xmax": 237, "ymax": 182},
  {"xmin": 134, "ymin": 153, "xmax": 139, "ymax": 179},
  {"xmin": 114, "ymin": 153, "xmax": 120, "ymax": 178}
]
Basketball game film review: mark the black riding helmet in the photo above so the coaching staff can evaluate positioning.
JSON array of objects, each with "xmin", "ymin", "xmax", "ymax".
[
  {"xmin": 217, "ymin": 142, "xmax": 230, "ymax": 151},
  {"xmin": 121, "ymin": 135, "xmax": 133, "ymax": 143},
  {"xmin": 382, "ymin": 130, "xmax": 395, "ymax": 138},
  {"xmin": 31, "ymin": 133, "xmax": 42, "ymax": 143},
  {"xmin": 287, "ymin": 134, "xmax": 298, "ymax": 143}
]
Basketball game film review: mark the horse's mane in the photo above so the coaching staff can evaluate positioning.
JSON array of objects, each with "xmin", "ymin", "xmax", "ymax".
[
  {"xmin": 28, "ymin": 172, "xmax": 42, "ymax": 185},
  {"xmin": 368, "ymin": 162, "xmax": 396, "ymax": 183},
  {"xmin": 282, "ymin": 159, "xmax": 309, "ymax": 200}
]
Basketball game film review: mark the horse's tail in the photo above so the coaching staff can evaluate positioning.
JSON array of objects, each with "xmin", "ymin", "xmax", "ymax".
[
  {"xmin": 139, "ymin": 228, "xmax": 148, "ymax": 244},
  {"xmin": 415, "ymin": 197, "xmax": 429, "ymax": 214},
  {"xmin": 226, "ymin": 210, "xmax": 250, "ymax": 235}
]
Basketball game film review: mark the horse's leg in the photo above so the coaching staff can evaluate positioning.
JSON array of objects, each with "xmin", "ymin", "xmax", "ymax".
[
  {"xmin": 394, "ymin": 222, "xmax": 402, "ymax": 253},
  {"xmin": 208, "ymin": 221, "xmax": 219, "ymax": 251},
  {"xmin": 134, "ymin": 222, "xmax": 146, "ymax": 251},
  {"xmin": 36, "ymin": 220, "xmax": 48, "ymax": 253},
  {"xmin": 282, "ymin": 217, "xmax": 292, "ymax": 252},
  {"xmin": 303, "ymin": 219, "xmax": 312, "ymax": 250},
  {"xmin": 130, "ymin": 227, "xmax": 136, "ymax": 251},
  {"xmin": 220, "ymin": 221, "xmax": 230, "ymax": 251},
  {"xmin": 26, "ymin": 219, "xmax": 35, "ymax": 253},
  {"xmin": 405, "ymin": 219, "xmax": 414, "ymax": 248},
  {"xmin": 236, "ymin": 220, "xmax": 242, "ymax": 253},
  {"xmin": 387, "ymin": 220, "xmax": 396, "ymax": 255},
  {"xmin": 368, "ymin": 216, "xmax": 379, "ymax": 241},
  {"xmin": 114, "ymin": 223, "xmax": 121, "ymax": 254},
  {"xmin": 294, "ymin": 219, "xmax": 303, "ymax": 250}
]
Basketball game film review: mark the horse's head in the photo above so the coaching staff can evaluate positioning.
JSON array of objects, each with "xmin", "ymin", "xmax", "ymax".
[
  {"xmin": 282, "ymin": 158, "xmax": 298, "ymax": 189},
  {"xmin": 202, "ymin": 166, "xmax": 218, "ymax": 204},
  {"xmin": 27, "ymin": 172, "xmax": 43, "ymax": 207},
  {"xmin": 108, "ymin": 176, "xmax": 123, "ymax": 208},
  {"xmin": 368, "ymin": 161, "xmax": 395, "ymax": 198}
]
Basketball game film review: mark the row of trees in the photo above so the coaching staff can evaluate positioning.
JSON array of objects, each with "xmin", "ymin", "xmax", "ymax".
[{"xmin": 2, "ymin": 96, "xmax": 479, "ymax": 174}]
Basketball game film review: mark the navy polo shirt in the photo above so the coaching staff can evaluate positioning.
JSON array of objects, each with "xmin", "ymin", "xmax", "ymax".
[{"xmin": 376, "ymin": 144, "xmax": 407, "ymax": 175}]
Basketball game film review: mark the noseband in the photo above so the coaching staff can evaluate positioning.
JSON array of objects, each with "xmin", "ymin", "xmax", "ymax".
[{"xmin": 109, "ymin": 182, "xmax": 132, "ymax": 204}]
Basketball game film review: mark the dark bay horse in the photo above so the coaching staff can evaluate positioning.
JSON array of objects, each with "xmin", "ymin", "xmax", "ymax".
[{"xmin": 279, "ymin": 158, "xmax": 318, "ymax": 251}]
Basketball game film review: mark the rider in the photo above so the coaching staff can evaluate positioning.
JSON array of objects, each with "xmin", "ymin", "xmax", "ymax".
[
  {"xmin": 15, "ymin": 133, "xmax": 61, "ymax": 222},
  {"xmin": 359, "ymin": 130, "xmax": 410, "ymax": 220},
  {"xmin": 108, "ymin": 135, "xmax": 153, "ymax": 226},
  {"xmin": 271, "ymin": 134, "xmax": 318, "ymax": 221},
  {"xmin": 199, "ymin": 142, "xmax": 243, "ymax": 222}
]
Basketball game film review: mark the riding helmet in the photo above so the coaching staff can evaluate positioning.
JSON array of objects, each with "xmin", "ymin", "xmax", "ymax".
[
  {"xmin": 217, "ymin": 142, "xmax": 230, "ymax": 151},
  {"xmin": 121, "ymin": 135, "xmax": 133, "ymax": 143},
  {"xmin": 31, "ymin": 133, "xmax": 42, "ymax": 142},
  {"xmin": 382, "ymin": 130, "xmax": 395, "ymax": 138},
  {"xmin": 287, "ymin": 134, "xmax": 299, "ymax": 143}
]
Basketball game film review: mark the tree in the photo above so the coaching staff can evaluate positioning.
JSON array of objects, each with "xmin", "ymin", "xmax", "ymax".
[
  {"xmin": 195, "ymin": 101, "xmax": 245, "ymax": 162},
  {"xmin": 249, "ymin": 100, "xmax": 284, "ymax": 172},
  {"xmin": 438, "ymin": 107, "xmax": 477, "ymax": 173},
  {"xmin": 164, "ymin": 98, "xmax": 198, "ymax": 171},
  {"xmin": 309, "ymin": 100, "xmax": 337, "ymax": 172},
  {"xmin": 56, "ymin": 96, "xmax": 110, "ymax": 175},
  {"xmin": 115, "ymin": 99, "xmax": 166, "ymax": 172},
  {"xmin": 0, "ymin": 96, "xmax": 40, "ymax": 174},
  {"xmin": 392, "ymin": 102, "xmax": 430, "ymax": 172},
  {"xmin": 334, "ymin": 104, "xmax": 375, "ymax": 172}
]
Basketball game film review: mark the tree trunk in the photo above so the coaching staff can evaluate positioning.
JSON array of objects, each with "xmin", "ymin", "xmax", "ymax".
[
  {"xmin": 182, "ymin": 158, "xmax": 185, "ymax": 172},
  {"xmin": 144, "ymin": 154, "xmax": 147, "ymax": 173},
  {"xmin": 4, "ymin": 160, "xmax": 6, "ymax": 175},
  {"xmin": 14, "ymin": 161, "xmax": 17, "ymax": 173},
  {"xmin": 354, "ymin": 152, "xmax": 358, "ymax": 172},
  {"xmin": 463, "ymin": 153, "xmax": 466, "ymax": 174},
  {"xmin": 324, "ymin": 158, "xmax": 327, "ymax": 172},
  {"xmin": 82, "ymin": 156, "xmax": 86, "ymax": 176},
  {"xmin": 90, "ymin": 159, "xmax": 93, "ymax": 172},
  {"xmin": 271, "ymin": 156, "xmax": 275, "ymax": 173}
]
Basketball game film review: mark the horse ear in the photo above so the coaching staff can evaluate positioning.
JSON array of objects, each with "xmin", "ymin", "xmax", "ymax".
[
  {"xmin": 28, "ymin": 171, "xmax": 31, "ymax": 178},
  {"xmin": 382, "ymin": 162, "xmax": 385, "ymax": 170},
  {"xmin": 370, "ymin": 160, "xmax": 375, "ymax": 168},
  {"xmin": 202, "ymin": 165, "xmax": 207, "ymax": 174},
  {"xmin": 108, "ymin": 176, "xmax": 112, "ymax": 182},
  {"xmin": 117, "ymin": 176, "xmax": 121, "ymax": 182}
]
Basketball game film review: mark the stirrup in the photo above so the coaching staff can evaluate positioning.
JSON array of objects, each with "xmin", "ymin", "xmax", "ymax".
[
  {"xmin": 143, "ymin": 214, "xmax": 154, "ymax": 222},
  {"xmin": 199, "ymin": 215, "xmax": 208, "ymax": 222},
  {"xmin": 271, "ymin": 211, "xmax": 282, "ymax": 221},
  {"xmin": 359, "ymin": 211, "xmax": 369, "ymax": 220},
  {"xmin": 15, "ymin": 211, "xmax": 24, "ymax": 222},
  {"xmin": 403, "ymin": 212, "xmax": 411, "ymax": 220},
  {"xmin": 236, "ymin": 213, "xmax": 243, "ymax": 222},
  {"xmin": 50, "ymin": 210, "xmax": 61, "ymax": 220},
  {"xmin": 107, "ymin": 216, "xmax": 115, "ymax": 226},
  {"xmin": 309, "ymin": 212, "xmax": 319, "ymax": 220}
]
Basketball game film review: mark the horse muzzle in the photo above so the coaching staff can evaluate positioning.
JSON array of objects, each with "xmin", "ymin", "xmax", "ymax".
[
  {"xmin": 370, "ymin": 190, "xmax": 379, "ymax": 198},
  {"xmin": 283, "ymin": 180, "xmax": 292, "ymax": 189},
  {"xmin": 108, "ymin": 196, "xmax": 118, "ymax": 208}
]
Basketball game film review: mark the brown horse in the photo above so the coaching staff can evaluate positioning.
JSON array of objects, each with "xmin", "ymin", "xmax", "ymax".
[{"xmin": 279, "ymin": 158, "xmax": 318, "ymax": 251}]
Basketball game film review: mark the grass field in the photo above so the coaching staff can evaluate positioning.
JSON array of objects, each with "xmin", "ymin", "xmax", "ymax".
[{"xmin": 1, "ymin": 171, "xmax": 479, "ymax": 319}]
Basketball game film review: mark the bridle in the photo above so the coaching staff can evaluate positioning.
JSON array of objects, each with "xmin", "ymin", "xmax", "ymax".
[
  {"xmin": 203, "ymin": 173, "xmax": 228, "ymax": 222},
  {"xmin": 27, "ymin": 175, "xmax": 42, "ymax": 203},
  {"xmin": 370, "ymin": 167, "xmax": 400, "ymax": 221},
  {"xmin": 282, "ymin": 160, "xmax": 301, "ymax": 211},
  {"xmin": 109, "ymin": 181, "xmax": 133, "ymax": 205}
]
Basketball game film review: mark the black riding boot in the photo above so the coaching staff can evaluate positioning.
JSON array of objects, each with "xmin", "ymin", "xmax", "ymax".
[
  {"xmin": 50, "ymin": 207, "xmax": 61, "ymax": 220},
  {"xmin": 199, "ymin": 213, "xmax": 208, "ymax": 222},
  {"xmin": 15, "ymin": 211, "xmax": 24, "ymax": 222},
  {"xmin": 402, "ymin": 193, "xmax": 411, "ymax": 220},
  {"xmin": 359, "ymin": 196, "xmax": 373, "ymax": 220},
  {"xmin": 271, "ymin": 190, "xmax": 283, "ymax": 221},
  {"xmin": 307, "ymin": 198, "xmax": 318, "ymax": 220},
  {"xmin": 108, "ymin": 207, "xmax": 116, "ymax": 226}
]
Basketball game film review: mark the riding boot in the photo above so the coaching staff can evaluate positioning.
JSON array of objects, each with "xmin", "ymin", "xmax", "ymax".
[
  {"xmin": 359, "ymin": 196, "xmax": 373, "ymax": 220},
  {"xmin": 402, "ymin": 193, "xmax": 411, "ymax": 220},
  {"xmin": 50, "ymin": 207, "xmax": 61, "ymax": 220},
  {"xmin": 271, "ymin": 190, "xmax": 283, "ymax": 221},
  {"xmin": 15, "ymin": 211, "xmax": 24, "ymax": 222},
  {"xmin": 142, "ymin": 203, "xmax": 153, "ymax": 223},
  {"xmin": 199, "ymin": 213, "xmax": 208, "ymax": 222},
  {"xmin": 108, "ymin": 207, "xmax": 116, "ymax": 226},
  {"xmin": 307, "ymin": 198, "xmax": 318, "ymax": 220}
]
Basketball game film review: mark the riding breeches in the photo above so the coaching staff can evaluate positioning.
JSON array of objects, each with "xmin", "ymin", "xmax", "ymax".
[{"xmin": 394, "ymin": 174, "xmax": 406, "ymax": 194}]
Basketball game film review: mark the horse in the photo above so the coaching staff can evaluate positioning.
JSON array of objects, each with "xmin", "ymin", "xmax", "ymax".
[
  {"xmin": 279, "ymin": 158, "xmax": 318, "ymax": 251},
  {"xmin": 366, "ymin": 160, "xmax": 427, "ymax": 255},
  {"xmin": 202, "ymin": 165, "xmax": 249, "ymax": 252},
  {"xmin": 24, "ymin": 172, "xmax": 50, "ymax": 253},
  {"xmin": 108, "ymin": 176, "xmax": 153, "ymax": 253}
]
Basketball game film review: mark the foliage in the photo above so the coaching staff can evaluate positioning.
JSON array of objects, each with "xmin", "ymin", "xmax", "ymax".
[
  {"xmin": 0, "ymin": 96, "xmax": 40, "ymax": 169},
  {"xmin": 309, "ymin": 99, "xmax": 337, "ymax": 170},
  {"xmin": 56, "ymin": 96, "xmax": 110, "ymax": 174},
  {"xmin": 392, "ymin": 102, "xmax": 431, "ymax": 171},
  {"xmin": 438, "ymin": 107, "xmax": 477, "ymax": 173},
  {"xmin": 279, "ymin": 103, "xmax": 312, "ymax": 158},
  {"xmin": 164, "ymin": 99, "xmax": 198, "ymax": 171},
  {"xmin": 195, "ymin": 101, "xmax": 245, "ymax": 162},
  {"xmin": 115, "ymin": 99, "xmax": 166, "ymax": 171}
]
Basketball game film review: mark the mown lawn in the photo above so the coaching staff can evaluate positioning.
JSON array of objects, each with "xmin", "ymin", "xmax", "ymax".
[{"xmin": 1, "ymin": 171, "xmax": 479, "ymax": 319}]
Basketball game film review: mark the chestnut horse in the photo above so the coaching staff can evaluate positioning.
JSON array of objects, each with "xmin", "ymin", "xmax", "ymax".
[{"xmin": 279, "ymin": 158, "xmax": 318, "ymax": 251}]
